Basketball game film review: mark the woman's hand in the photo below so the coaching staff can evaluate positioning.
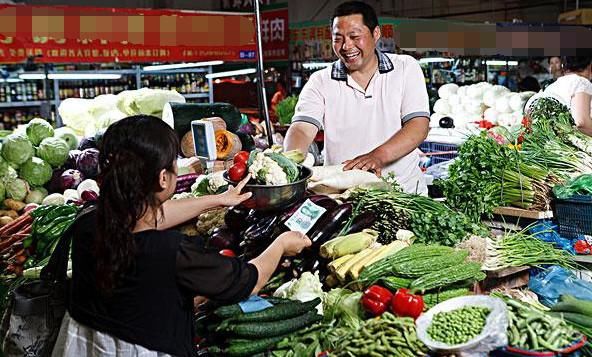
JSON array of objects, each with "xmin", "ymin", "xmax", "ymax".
[
  {"xmin": 217, "ymin": 174, "xmax": 253, "ymax": 207},
  {"xmin": 277, "ymin": 231, "xmax": 312, "ymax": 256}
]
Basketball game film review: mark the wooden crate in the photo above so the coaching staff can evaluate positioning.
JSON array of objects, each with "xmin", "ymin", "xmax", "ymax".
[{"xmin": 559, "ymin": 9, "xmax": 592, "ymax": 24}]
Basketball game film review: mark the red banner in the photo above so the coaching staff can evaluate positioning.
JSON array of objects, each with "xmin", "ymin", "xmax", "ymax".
[
  {"xmin": 0, "ymin": 5, "xmax": 257, "ymax": 63},
  {"xmin": 261, "ymin": 6, "xmax": 289, "ymax": 61}
]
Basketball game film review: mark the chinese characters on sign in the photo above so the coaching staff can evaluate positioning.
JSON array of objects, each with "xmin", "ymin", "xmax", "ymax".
[
  {"xmin": 261, "ymin": 6, "xmax": 289, "ymax": 61},
  {"xmin": 222, "ymin": 0, "xmax": 271, "ymax": 11}
]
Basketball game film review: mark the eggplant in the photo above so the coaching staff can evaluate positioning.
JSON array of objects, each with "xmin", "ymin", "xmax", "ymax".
[
  {"xmin": 345, "ymin": 211, "xmax": 377, "ymax": 235},
  {"xmin": 207, "ymin": 227, "xmax": 240, "ymax": 251},
  {"xmin": 308, "ymin": 203, "xmax": 353, "ymax": 248},
  {"xmin": 242, "ymin": 215, "xmax": 279, "ymax": 242},
  {"xmin": 224, "ymin": 206, "xmax": 252, "ymax": 232}
]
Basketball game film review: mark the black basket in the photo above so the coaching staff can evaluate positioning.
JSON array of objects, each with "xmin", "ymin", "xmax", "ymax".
[{"xmin": 552, "ymin": 195, "xmax": 592, "ymax": 238}]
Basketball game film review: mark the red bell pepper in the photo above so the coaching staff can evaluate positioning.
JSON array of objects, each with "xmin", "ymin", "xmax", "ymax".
[
  {"xmin": 361, "ymin": 285, "xmax": 393, "ymax": 316},
  {"xmin": 392, "ymin": 288, "xmax": 424, "ymax": 319}
]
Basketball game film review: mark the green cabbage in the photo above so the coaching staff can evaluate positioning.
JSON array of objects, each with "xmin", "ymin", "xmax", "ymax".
[
  {"xmin": 6, "ymin": 178, "xmax": 28, "ymax": 201},
  {"xmin": 37, "ymin": 137, "xmax": 70, "ymax": 168},
  {"xmin": 116, "ymin": 88, "xmax": 185, "ymax": 118},
  {"xmin": 2, "ymin": 134, "xmax": 34, "ymax": 166},
  {"xmin": 26, "ymin": 118, "xmax": 54, "ymax": 146},
  {"xmin": 25, "ymin": 187, "xmax": 48, "ymax": 204},
  {"xmin": 54, "ymin": 127, "xmax": 79, "ymax": 151},
  {"xmin": 19, "ymin": 157, "xmax": 52, "ymax": 187}
]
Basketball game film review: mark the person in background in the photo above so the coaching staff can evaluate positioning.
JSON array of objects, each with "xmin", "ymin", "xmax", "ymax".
[
  {"xmin": 541, "ymin": 56, "xmax": 564, "ymax": 89},
  {"xmin": 283, "ymin": 1, "xmax": 430, "ymax": 194},
  {"xmin": 52, "ymin": 115, "xmax": 311, "ymax": 357},
  {"xmin": 518, "ymin": 76, "xmax": 541, "ymax": 93},
  {"xmin": 544, "ymin": 57, "xmax": 592, "ymax": 136},
  {"xmin": 271, "ymin": 78, "xmax": 288, "ymax": 117}
]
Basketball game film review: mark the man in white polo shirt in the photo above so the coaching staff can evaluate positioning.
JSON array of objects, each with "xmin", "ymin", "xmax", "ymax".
[{"xmin": 284, "ymin": 1, "xmax": 430, "ymax": 194}]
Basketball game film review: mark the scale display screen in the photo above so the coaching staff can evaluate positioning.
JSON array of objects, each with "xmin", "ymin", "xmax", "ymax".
[{"xmin": 191, "ymin": 120, "xmax": 217, "ymax": 161}]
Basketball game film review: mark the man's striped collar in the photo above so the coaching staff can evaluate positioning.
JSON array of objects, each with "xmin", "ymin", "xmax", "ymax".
[{"xmin": 331, "ymin": 50, "xmax": 395, "ymax": 81}]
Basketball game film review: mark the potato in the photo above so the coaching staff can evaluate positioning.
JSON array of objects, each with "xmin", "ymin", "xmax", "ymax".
[
  {"xmin": 0, "ymin": 216, "xmax": 14, "ymax": 226},
  {"xmin": 4, "ymin": 199, "xmax": 26, "ymax": 212},
  {"xmin": 0, "ymin": 210, "xmax": 19, "ymax": 219}
]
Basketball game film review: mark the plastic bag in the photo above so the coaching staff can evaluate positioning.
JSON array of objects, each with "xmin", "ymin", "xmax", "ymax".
[
  {"xmin": 529, "ymin": 266, "xmax": 592, "ymax": 306},
  {"xmin": 553, "ymin": 174, "xmax": 592, "ymax": 199},
  {"xmin": 416, "ymin": 295, "xmax": 508, "ymax": 357},
  {"xmin": 528, "ymin": 221, "xmax": 575, "ymax": 254}
]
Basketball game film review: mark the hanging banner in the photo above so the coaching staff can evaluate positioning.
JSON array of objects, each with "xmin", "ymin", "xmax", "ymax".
[
  {"xmin": 0, "ymin": 5, "xmax": 257, "ymax": 63},
  {"xmin": 261, "ymin": 4, "xmax": 289, "ymax": 61}
]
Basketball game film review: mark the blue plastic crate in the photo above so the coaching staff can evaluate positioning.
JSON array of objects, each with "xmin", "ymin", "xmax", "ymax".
[
  {"xmin": 552, "ymin": 195, "xmax": 592, "ymax": 239},
  {"xmin": 419, "ymin": 141, "xmax": 459, "ymax": 167}
]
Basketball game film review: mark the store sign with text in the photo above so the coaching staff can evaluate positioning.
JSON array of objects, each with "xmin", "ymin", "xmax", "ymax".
[
  {"xmin": 221, "ymin": 0, "xmax": 272, "ymax": 12},
  {"xmin": 0, "ymin": 5, "xmax": 257, "ymax": 63},
  {"xmin": 261, "ymin": 5, "xmax": 289, "ymax": 61}
]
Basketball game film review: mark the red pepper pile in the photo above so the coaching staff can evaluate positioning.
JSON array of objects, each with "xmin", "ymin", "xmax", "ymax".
[{"xmin": 361, "ymin": 285, "xmax": 424, "ymax": 319}]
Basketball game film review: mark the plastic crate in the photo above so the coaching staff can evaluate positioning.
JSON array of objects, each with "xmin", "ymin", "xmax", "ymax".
[
  {"xmin": 552, "ymin": 195, "xmax": 592, "ymax": 239},
  {"xmin": 419, "ymin": 141, "xmax": 459, "ymax": 168}
]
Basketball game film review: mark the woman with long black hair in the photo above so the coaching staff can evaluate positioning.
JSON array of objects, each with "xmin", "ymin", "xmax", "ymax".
[{"xmin": 52, "ymin": 115, "xmax": 311, "ymax": 357}]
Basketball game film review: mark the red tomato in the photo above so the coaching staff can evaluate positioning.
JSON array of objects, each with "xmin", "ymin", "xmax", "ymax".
[
  {"xmin": 233, "ymin": 151, "xmax": 250, "ymax": 165},
  {"xmin": 228, "ymin": 162, "xmax": 247, "ymax": 182},
  {"xmin": 219, "ymin": 249, "xmax": 236, "ymax": 257}
]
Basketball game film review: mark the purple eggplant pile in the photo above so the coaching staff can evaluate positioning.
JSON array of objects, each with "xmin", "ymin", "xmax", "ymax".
[{"xmin": 207, "ymin": 193, "xmax": 377, "ymax": 284}]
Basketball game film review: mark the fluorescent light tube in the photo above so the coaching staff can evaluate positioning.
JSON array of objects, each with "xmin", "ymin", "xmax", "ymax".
[
  {"xmin": 0, "ymin": 78, "xmax": 23, "ymax": 83},
  {"xmin": 205, "ymin": 68, "xmax": 256, "ymax": 79},
  {"xmin": 20, "ymin": 73, "xmax": 122, "ymax": 80},
  {"xmin": 302, "ymin": 62, "xmax": 333, "ymax": 69},
  {"xmin": 419, "ymin": 57, "xmax": 454, "ymax": 64},
  {"xmin": 143, "ymin": 60, "xmax": 224, "ymax": 71}
]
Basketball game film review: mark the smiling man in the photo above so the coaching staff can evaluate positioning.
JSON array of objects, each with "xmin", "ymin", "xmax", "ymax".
[{"xmin": 284, "ymin": 1, "xmax": 430, "ymax": 194}]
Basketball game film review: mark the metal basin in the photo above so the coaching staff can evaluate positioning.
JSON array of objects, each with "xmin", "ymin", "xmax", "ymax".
[{"xmin": 223, "ymin": 166, "xmax": 312, "ymax": 212}]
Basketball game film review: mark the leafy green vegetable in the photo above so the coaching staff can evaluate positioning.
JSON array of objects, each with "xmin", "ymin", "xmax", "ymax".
[
  {"xmin": 25, "ymin": 187, "xmax": 48, "ymax": 204},
  {"xmin": 19, "ymin": 157, "xmax": 52, "ymax": 187},
  {"xmin": 37, "ymin": 137, "xmax": 70, "ymax": 168},
  {"xmin": 267, "ymin": 152, "xmax": 299, "ymax": 183},
  {"xmin": 26, "ymin": 118, "xmax": 54, "ymax": 146},
  {"xmin": 54, "ymin": 126, "xmax": 79, "ymax": 151},
  {"xmin": 276, "ymin": 95, "xmax": 298, "ymax": 126},
  {"xmin": 6, "ymin": 178, "xmax": 28, "ymax": 201},
  {"xmin": 2, "ymin": 134, "xmax": 34, "ymax": 166}
]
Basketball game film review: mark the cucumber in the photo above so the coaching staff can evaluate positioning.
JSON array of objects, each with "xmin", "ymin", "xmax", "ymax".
[
  {"xmin": 227, "ymin": 298, "xmax": 320, "ymax": 323},
  {"xmin": 225, "ymin": 335, "xmax": 287, "ymax": 356},
  {"xmin": 220, "ymin": 311, "xmax": 323, "ymax": 338},
  {"xmin": 213, "ymin": 297, "xmax": 292, "ymax": 319},
  {"xmin": 549, "ymin": 312, "xmax": 592, "ymax": 329}
]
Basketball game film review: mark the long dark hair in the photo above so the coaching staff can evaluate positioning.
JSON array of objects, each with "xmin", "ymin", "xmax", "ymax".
[
  {"xmin": 95, "ymin": 115, "xmax": 179, "ymax": 293},
  {"xmin": 563, "ymin": 56, "xmax": 592, "ymax": 72}
]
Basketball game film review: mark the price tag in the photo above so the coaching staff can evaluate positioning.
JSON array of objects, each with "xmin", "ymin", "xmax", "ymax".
[{"xmin": 284, "ymin": 199, "xmax": 326, "ymax": 234}]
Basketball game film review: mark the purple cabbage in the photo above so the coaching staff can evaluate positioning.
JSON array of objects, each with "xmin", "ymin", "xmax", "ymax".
[
  {"xmin": 78, "ymin": 136, "xmax": 97, "ymax": 151},
  {"xmin": 46, "ymin": 168, "xmax": 65, "ymax": 193},
  {"xmin": 76, "ymin": 148, "xmax": 100, "ymax": 179},
  {"xmin": 60, "ymin": 169, "xmax": 84, "ymax": 191},
  {"xmin": 64, "ymin": 150, "xmax": 82, "ymax": 170}
]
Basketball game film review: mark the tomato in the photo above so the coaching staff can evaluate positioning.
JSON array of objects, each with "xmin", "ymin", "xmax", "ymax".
[
  {"xmin": 219, "ymin": 249, "xmax": 236, "ymax": 257},
  {"xmin": 228, "ymin": 162, "xmax": 247, "ymax": 182},
  {"xmin": 233, "ymin": 151, "xmax": 250, "ymax": 165}
]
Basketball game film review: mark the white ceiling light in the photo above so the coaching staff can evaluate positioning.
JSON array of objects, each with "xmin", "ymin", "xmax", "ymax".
[
  {"xmin": 19, "ymin": 73, "xmax": 122, "ymax": 80},
  {"xmin": 302, "ymin": 62, "xmax": 333, "ymax": 69},
  {"xmin": 0, "ymin": 78, "xmax": 23, "ymax": 83},
  {"xmin": 205, "ymin": 68, "xmax": 256, "ymax": 79},
  {"xmin": 419, "ymin": 57, "xmax": 454, "ymax": 64},
  {"xmin": 143, "ymin": 60, "xmax": 224, "ymax": 71},
  {"xmin": 486, "ymin": 60, "xmax": 519, "ymax": 66}
]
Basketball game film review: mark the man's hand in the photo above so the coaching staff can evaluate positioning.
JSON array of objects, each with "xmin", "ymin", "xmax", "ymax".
[
  {"xmin": 343, "ymin": 152, "xmax": 385, "ymax": 177},
  {"xmin": 216, "ymin": 174, "xmax": 252, "ymax": 206}
]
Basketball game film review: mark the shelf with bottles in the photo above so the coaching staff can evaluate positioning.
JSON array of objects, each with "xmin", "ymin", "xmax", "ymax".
[
  {"xmin": 0, "ymin": 107, "xmax": 55, "ymax": 131},
  {"xmin": 0, "ymin": 81, "xmax": 49, "ymax": 104},
  {"xmin": 140, "ymin": 71, "xmax": 210, "ymax": 96},
  {"xmin": 58, "ymin": 77, "xmax": 136, "ymax": 100}
]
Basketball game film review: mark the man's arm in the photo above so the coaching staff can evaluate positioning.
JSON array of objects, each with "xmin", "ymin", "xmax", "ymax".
[
  {"xmin": 572, "ymin": 92, "xmax": 592, "ymax": 136},
  {"xmin": 343, "ymin": 117, "xmax": 429, "ymax": 176},
  {"xmin": 283, "ymin": 121, "xmax": 319, "ymax": 155}
]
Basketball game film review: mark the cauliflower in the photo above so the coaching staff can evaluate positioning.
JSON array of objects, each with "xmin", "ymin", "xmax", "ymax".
[
  {"xmin": 208, "ymin": 171, "xmax": 227, "ymax": 193},
  {"xmin": 248, "ymin": 152, "xmax": 288, "ymax": 185}
]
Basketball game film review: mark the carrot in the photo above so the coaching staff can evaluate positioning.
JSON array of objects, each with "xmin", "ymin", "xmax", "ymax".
[
  {"xmin": 0, "ymin": 213, "xmax": 32, "ymax": 238},
  {"xmin": 0, "ymin": 234, "xmax": 28, "ymax": 252}
]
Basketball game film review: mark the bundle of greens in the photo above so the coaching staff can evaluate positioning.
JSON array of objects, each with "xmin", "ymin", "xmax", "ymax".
[{"xmin": 348, "ymin": 184, "xmax": 486, "ymax": 246}]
